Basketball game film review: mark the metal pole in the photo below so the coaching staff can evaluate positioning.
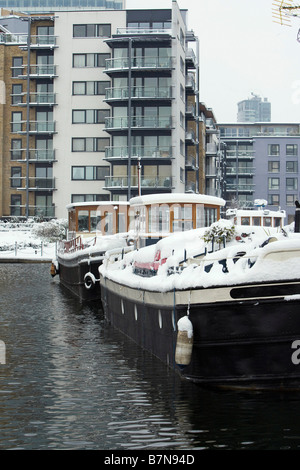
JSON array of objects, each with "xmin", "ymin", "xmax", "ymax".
[
  {"xmin": 25, "ymin": 17, "xmax": 31, "ymax": 219},
  {"xmin": 127, "ymin": 38, "xmax": 132, "ymax": 201}
]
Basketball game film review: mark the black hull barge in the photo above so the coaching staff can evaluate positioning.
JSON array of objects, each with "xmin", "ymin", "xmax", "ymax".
[{"xmin": 99, "ymin": 224, "xmax": 300, "ymax": 391}]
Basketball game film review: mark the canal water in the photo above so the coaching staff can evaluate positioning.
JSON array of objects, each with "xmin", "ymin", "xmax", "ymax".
[{"xmin": 1, "ymin": 263, "xmax": 300, "ymax": 451}]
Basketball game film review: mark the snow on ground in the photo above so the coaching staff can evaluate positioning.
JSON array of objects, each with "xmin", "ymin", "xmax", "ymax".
[{"xmin": 0, "ymin": 219, "xmax": 66, "ymax": 262}]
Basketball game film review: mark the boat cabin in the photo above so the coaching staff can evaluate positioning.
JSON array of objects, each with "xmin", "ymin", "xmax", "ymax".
[
  {"xmin": 66, "ymin": 201, "xmax": 130, "ymax": 239},
  {"xmin": 226, "ymin": 208, "xmax": 286, "ymax": 228},
  {"xmin": 130, "ymin": 193, "xmax": 225, "ymax": 247}
]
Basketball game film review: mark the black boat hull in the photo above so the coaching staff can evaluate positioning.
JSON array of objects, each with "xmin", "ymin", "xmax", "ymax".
[
  {"xmin": 100, "ymin": 275, "xmax": 300, "ymax": 390},
  {"xmin": 57, "ymin": 254, "xmax": 102, "ymax": 301}
]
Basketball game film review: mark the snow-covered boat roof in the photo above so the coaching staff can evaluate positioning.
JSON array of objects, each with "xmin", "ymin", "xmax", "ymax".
[
  {"xmin": 130, "ymin": 193, "xmax": 226, "ymax": 207},
  {"xmin": 66, "ymin": 201, "xmax": 130, "ymax": 210}
]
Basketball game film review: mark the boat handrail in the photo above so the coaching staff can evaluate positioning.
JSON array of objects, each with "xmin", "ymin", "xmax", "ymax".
[
  {"xmin": 103, "ymin": 245, "xmax": 135, "ymax": 266},
  {"xmin": 58, "ymin": 236, "xmax": 97, "ymax": 254}
]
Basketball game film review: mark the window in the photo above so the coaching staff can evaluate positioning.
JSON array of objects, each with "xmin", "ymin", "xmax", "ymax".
[
  {"xmin": 287, "ymin": 194, "xmax": 298, "ymax": 206},
  {"xmin": 11, "ymin": 112, "xmax": 22, "ymax": 132},
  {"xmin": 268, "ymin": 144, "xmax": 280, "ymax": 156},
  {"xmin": 12, "ymin": 84, "xmax": 23, "ymax": 105},
  {"xmin": 72, "ymin": 137, "xmax": 110, "ymax": 152},
  {"xmin": 268, "ymin": 177, "xmax": 280, "ymax": 190},
  {"xmin": 268, "ymin": 194, "xmax": 280, "ymax": 206},
  {"xmin": 286, "ymin": 177, "xmax": 298, "ymax": 190},
  {"xmin": 12, "ymin": 57, "xmax": 23, "ymax": 78},
  {"xmin": 72, "ymin": 166, "xmax": 110, "ymax": 180},
  {"xmin": 73, "ymin": 53, "xmax": 110, "ymax": 68},
  {"xmin": 286, "ymin": 161, "xmax": 298, "ymax": 173},
  {"xmin": 72, "ymin": 81, "xmax": 109, "ymax": 95},
  {"xmin": 73, "ymin": 24, "xmax": 111, "ymax": 38},
  {"xmin": 72, "ymin": 109, "xmax": 109, "ymax": 124},
  {"xmin": 71, "ymin": 194, "xmax": 109, "ymax": 203},
  {"xmin": 11, "ymin": 194, "xmax": 22, "ymax": 216},
  {"xmin": 11, "ymin": 167, "xmax": 21, "ymax": 188},
  {"xmin": 11, "ymin": 139, "xmax": 22, "ymax": 160},
  {"xmin": 286, "ymin": 144, "xmax": 298, "ymax": 156},
  {"xmin": 268, "ymin": 161, "xmax": 280, "ymax": 173}
]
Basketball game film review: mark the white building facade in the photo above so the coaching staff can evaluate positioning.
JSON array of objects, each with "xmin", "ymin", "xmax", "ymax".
[{"xmin": 52, "ymin": 2, "xmax": 199, "ymax": 218}]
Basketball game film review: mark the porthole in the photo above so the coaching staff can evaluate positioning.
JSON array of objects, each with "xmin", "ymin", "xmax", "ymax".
[{"xmin": 121, "ymin": 299, "xmax": 124, "ymax": 314}]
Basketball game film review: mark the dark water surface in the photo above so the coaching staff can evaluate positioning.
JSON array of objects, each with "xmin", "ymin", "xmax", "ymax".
[{"xmin": 1, "ymin": 263, "xmax": 300, "ymax": 451}]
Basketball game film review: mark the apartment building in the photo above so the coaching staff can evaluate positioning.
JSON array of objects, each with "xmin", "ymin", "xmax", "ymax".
[
  {"xmin": 0, "ymin": 0, "xmax": 124, "ymax": 13},
  {"xmin": 219, "ymin": 123, "xmax": 300, "ymax": 223},
  {"xmin": 0, "ymin": 2, "xmax": 201, "ymax": 220}
]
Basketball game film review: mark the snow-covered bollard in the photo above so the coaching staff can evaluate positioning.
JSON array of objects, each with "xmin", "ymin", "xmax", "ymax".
[{"xmin": 175, "ymin": 315, "xmax": 193, "ymax": 367}]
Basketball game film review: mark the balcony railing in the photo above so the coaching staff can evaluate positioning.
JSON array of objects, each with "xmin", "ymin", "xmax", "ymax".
[
  {"xmin": 226, "ymin": 167, "xmax": 255, "ymax": 175},
  {"xmin": 0, "ymin": 33, "xmax": 27, "ymax": 44},
  {"xmin": 226, "ymin": 184, "xmax": 255, "ymax": 192},
  {"xmin": 105, "ymin": 116, "xmax": 172, "ymax": 131},
  {"xmin": 10, "ymin": 149, "xmax": 55, "ymax": 162},
  {"xmin": 105, "ymin": 86, "xmax": 172, "ymax": 100},
  {"xmin": 15, "ymin": 121, "xmax": 56, "ymax": 134},
  {"xmin": 104, "ymin": 175, "xmax": 172, "ymax": 189},
  {"xmin": 14, "ymin": 177, "xmax": 55, "ymax": 190},
  {"xmin": 105, "ymin": 146, "xmax": 172, "ymax": 160},
  {"xmin": 105, "ymin": 56, "xmax": 173, "ymax": 72},
  {"xmin": 12, "ymin": 92, "xmax": 56, "ymax": 106},
  {"xmin": 226, "ymin": 150, "xmax": 255, "ymax": 159},
  {"xmin": 116, "ymin": 27, "xmax": 172, "ymax": 36},
  {"xmin": 20, "ymin": 64, "xmax": 57, "ymax": 78}
]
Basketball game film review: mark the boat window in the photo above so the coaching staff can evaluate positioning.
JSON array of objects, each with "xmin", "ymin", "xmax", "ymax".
[
  {"xmin": 196, "ymin": 204, "xmax": 204, "ymax": 228},
  {"xmin": 274, "ymin": 217, "xmax": 282, "ymax": 227},
  {"xmin": 78, "ymin": 210, "xmax": 89, "ymax": 232},
  {"xmin": 241, "ymin": 217, "xmax": 250, "ymax": 225},
  {"xmin": 104, "ymin": 212, "xmax": 113, "ymax": 234},
  {"xmin": 172, "ymin": 204, "xmax": 193, "ymax": 232},
  {"xmin": 252, "ymin": 217, "xmax": 261, "ymax": 226},
  {"xmin": 205, "ymin": 207, "xmax": 217, "ymax": 226},
  {"xmin": 263, "ymin": 217, "xmax": 272, "ymax": 227},
  {"xmin": 90, "ymin": 210, "xmax": 101, "ymax": 232}
]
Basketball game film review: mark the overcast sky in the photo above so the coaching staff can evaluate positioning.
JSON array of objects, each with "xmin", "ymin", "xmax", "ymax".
[{"xmin": 126, "ymin": 0, "xmax": 300, "ymax": 124}]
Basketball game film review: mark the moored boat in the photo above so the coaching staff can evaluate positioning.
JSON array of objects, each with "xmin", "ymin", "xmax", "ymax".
[
  {"xmin": 51, "ymin": 201, "xmax": 130, "ymax": 301},
  {"xmin": 99, "ymin": 204, "xmax": 300, "ymax": 390}
]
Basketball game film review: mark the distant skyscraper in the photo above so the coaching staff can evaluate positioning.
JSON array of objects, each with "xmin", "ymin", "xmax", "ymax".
[{"xmin": 237, "ymin": 93, "xmax": 271, "ymax": 122}]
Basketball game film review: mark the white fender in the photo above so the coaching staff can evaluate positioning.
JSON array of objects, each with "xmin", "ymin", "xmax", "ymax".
[
  {"xmin": 175, "ymin": 316, "xmax": 193, "ymax": 367},
  {"xmin": 84, "ymin": 272, "xmax": 96, "ymax": 290}
]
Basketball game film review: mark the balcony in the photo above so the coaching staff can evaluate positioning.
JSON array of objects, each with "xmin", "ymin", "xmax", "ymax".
[
  {"xmin": 10, "ymin": 149, "xmax": 56, "ymax": 162},
  {"xmin": 186, "ymin": 48, "xmax": 197, "ymax": 69},
  {"xmin": 20, "ymin": 35, "xmax": 58, "ymax": 50},
  {"xmin": 185, "ymin": 129, "xmax": 197, "ymax": 144},
  {"xmin": 12, "ymin": 92, "xmax": 56, "ymax": 107},
  {"xmin": 206, "ymin": 143, "xmax": 218, "ymax": 155},
  {"xmin": 14, "ymin": 177, "xmax": 56, "ymax": 191},
  {"xmin": 19, "ymin": 64, "xmax": 57, "ymax": 79},
  {"xmin": 105, "ymin": 86, "xmax": 173, "ymax": 102},
  {"xmin": 226, "ymin": 167, "xmax": 255, "ymax": 176},
  {"xmin": 115, "ymin": 27, "xmax": 172, "ymax": 36},
  {"xmin": 185, "ymin": 104, "xmax": 196, "ymax": 119},
  {"xmin": 105, "ymin": 116, "xmax": 172, "ymax": 132},
  {"xmin": 105, "ymin": 56, "xmax": 173, "ymax": 74},
  {"xmin": 105, "ymin": 146, "xmax": 173, "ymax": 161},
  {"xmin": 104, "ymin": 175, "xmax": 172, "ymax": 190},
  {"xmin": 15, "ymin": 121, "xmax": 56, "ymax": 135},
  {"xmin": 186, "ymin": 74, "xmax": 196, "ymax": 94},
  {"xmin": 226, "ymin": 184, "xmax": 255, "ymax": 193},
  {"xmin": 226, "ymin": 150, "xmax": 255, "ymax": 159},
  {"xmin": 185, "ymin": 156, "xmax": 198, "ymax": 170}
]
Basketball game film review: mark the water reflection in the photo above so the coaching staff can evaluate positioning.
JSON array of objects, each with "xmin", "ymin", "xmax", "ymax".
[{"xmin": 0, "ymin": 264, "xmax": 300, "ymax": 449}]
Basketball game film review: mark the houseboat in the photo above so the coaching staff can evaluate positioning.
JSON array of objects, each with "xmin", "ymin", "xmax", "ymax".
[
  {"xmin": 51, "ymin": 201, "xmax": 130, "ymax": 301},
  {"xmin": 99, "ymin": 206, "xmax": 300, "ymax": 390},
  {"xmin": 52, "ymin": 193, "xmax": 225, "ymax": 301}
]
